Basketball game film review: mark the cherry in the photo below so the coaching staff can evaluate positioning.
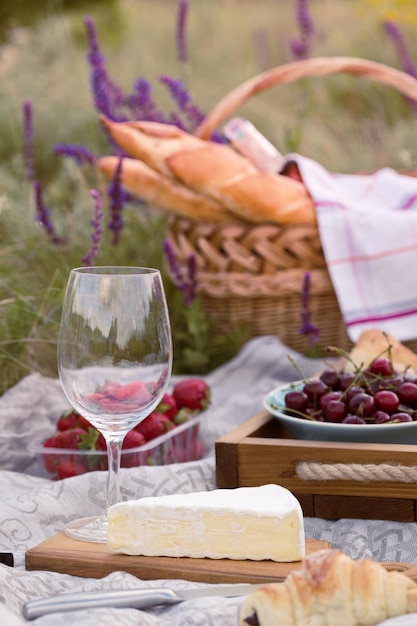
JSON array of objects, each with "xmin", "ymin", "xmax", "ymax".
[
  {"xmin": 324, "ymin": 400, "xmax": 348, "ymax": 423},
  {"xmin": 348, "ymin": 392, "xmax": 375, "ymax": 417},
  {"xmin": 373, "ymin": 410, "xmax": 391, "ymax": 424},
  {"xmin": 345, "ymin": 385, "xmax": 363, "ymax": 402},
  {"xmin": 374, "ymin": 390, "xmax": 400, "ymax": 414},
  {"xmin": 368, "ymin": 357, "xmax": 394, "ymax": 377},
  {"xmin": 398, "ymin": 382, "xmax": 417, "ymax": 408},
  {"xmin": 343, "ymin": 414, "xmax": 366, "ymax": 424},
  {"xmin": 319, "ymin": 370, "xmax": 340, "ymax": 389},
  {"xmin": 303, "ymin": 380, "xmax": 329, "ymax": 406},
  {"xmin": 285, "ymin": 391, "xmax": 309, "ymax": 413},
  {"xmin": 319, "ymin": 391, "xmax": 344, "ymax": 411},
  {"xmin": 390, "ymin": 412, "xmax": 413, "ymax": 423},
  {"xmin": 338, "ymin": 373, "xmax": 356, "ymax": 391}
]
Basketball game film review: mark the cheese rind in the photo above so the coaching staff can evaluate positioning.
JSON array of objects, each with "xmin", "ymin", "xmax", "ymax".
[{"xmin": 106, "ymin": 484, "xmax": 305, "ymax": 562}]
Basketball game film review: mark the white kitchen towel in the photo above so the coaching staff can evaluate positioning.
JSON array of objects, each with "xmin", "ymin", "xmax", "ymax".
[{"xmin": 290, "ymin": 154, "xmax": 417, "ymax": 343}]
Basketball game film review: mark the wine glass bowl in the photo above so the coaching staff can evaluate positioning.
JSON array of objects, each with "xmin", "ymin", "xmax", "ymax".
[{"xmin": 58, "ymin": 266, "xmax": 172, "ymax": 542}]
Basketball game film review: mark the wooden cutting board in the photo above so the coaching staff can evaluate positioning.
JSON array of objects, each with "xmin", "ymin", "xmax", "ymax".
[{"xmin": 26, "ymin": 533, "xmax": 332, "ymax": 583}]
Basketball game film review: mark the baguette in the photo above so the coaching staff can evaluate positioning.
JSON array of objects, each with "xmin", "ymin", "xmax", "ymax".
[
  {"xmin": 240, "ymin": 549, "xmax": 417, "ymax": 626},
  {"xmin": 100, "ymin": 116, "xmax": 203, "ymax": 176},
  {"xmin": 344, "ymin": 329, "xmax": 417, "ymax": 374},
  {"xmin": 100, "ymin": 116, "xmax": 316, "ymax": 225},
  {"xmin": 166, "ymin": 146, "xmax": 316, "ymax": 224},
  {"xmin": 98, "ymin": 156, "xmax": 237, "ymax": 223}
]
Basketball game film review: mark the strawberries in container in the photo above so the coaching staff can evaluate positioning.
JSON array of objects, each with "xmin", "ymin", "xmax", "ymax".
[{"xmin": 32, "ymin": 379, "xmax": 210, "ymax": 479}]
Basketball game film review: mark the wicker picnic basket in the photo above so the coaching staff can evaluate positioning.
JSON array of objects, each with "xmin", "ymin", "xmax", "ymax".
[{"xmin": 166, "ymin": 57, "xmax": 417, "ymax": 353}]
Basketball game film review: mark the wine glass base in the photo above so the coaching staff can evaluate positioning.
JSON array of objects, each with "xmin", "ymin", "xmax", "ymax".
[{"xmin": 64, "ymin": 515, "xmax": 108, "ymax": 543}]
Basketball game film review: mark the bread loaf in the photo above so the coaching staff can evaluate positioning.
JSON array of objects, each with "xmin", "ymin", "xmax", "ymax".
[
  {"xmin": 99, "ymin": 116, "xmax": 316, "ymax": 225},
  {"xmin": 100, "ymin": 117, "xmax": 203, "ymax": 176},
  {"xmin": 239, "ymin": 549, "xmax": 417, "ymax": 626},
  {"xmin": 98, "ymin": 156, "xmax": 237, "ymax": 223},
  {"xmin": 345, "ymin": 329, "xmax": 417, "ymax": 374}
]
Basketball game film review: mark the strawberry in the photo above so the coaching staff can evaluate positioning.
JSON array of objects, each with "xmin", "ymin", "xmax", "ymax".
[
  {"xmin": 77, "ymin": 414, "xmax": 94, "ymax": 431},
  {"xmin": 53, "ymin": 428, "xmax": 88, "ymax": 449},
  {"xmin": 156, "ymin": 393, "xmax": 177, "ymax": 420},
  {"xmin": 173, "ymin": 407, "xmax": 195, "ymax": 425},
  {"xmin": 56, "ymin": 459, "xmax": 88, "ymax": 479},
  {"xmin": 88, "ymin": 381, "xmax": 152, "ymax": 413},
  {"xmin": 135, "ymin": 411, "xmax": 174, "ymax": 441},
  {"xmin": 122, "ymin": 429, "xmax": 146, "ymax": 449},
  {"xmin": 42, "ymin": 435, "xmax": 58, "ymax": 473},
  {"xmin": 57, "ymin": 409, "xmax": 80, "ymax": 432},
  {"xmin": 121, "ymin": 429, "xmax": 146, "ymax": 468},
  {"xmin": 172, "ymin": 379, "xmax": 211, "ymax": 412}
]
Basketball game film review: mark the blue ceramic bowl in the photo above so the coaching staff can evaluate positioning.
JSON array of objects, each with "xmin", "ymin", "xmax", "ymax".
[{"xmin": 263, "ymin": 380, "xmax": 417, "ymax": 445}]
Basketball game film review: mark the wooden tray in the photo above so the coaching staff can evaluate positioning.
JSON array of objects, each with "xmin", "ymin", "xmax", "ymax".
[
  {"xmin": 215, "ymin": 411, "xmax": 417, "ymax": 522},
  {"xmin": 26, "ymin": 533, "xmax": 330, "ymax": 583}
]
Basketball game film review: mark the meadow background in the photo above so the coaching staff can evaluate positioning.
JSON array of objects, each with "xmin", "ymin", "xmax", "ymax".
[{"xmin": 1, "ymin": 0, "xmax": 417, "ymax": 395}]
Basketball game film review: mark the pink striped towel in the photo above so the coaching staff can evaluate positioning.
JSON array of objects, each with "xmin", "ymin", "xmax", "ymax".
[{"xmin": 290, "ymin": 154, "xmax": 417, "ymax": 343}]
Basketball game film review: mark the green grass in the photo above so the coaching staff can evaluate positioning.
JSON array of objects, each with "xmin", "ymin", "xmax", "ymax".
[{"xmin": 1, "ymin": 0, "xmax": 417, "ymax": 394}]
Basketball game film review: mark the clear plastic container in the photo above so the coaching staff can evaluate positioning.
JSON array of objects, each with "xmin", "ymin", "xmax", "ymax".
[{"xmin": 30, "ymin": 415, "xmax": 204, "ymax": 479}]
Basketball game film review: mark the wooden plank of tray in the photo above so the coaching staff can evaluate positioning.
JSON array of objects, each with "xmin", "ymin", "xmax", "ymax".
[{"xmin": 215, "ymin": 411, "xmax": 417, "ymax": 522}]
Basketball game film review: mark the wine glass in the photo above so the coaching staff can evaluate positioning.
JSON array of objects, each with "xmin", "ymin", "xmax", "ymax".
[{"xmin": 57, "ymin": 266, "xmax": 172, "ymax": 543}]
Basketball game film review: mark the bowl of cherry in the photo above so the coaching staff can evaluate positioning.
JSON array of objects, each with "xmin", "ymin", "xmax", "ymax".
[{"xmin": 263, "ymin": 356, "xmax": 417, "ymax": 443}]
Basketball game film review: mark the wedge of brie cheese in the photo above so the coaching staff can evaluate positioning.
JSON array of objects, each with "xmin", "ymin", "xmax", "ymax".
[{"xmin": 106, "ymin": 484, "xmax": 305, "ymax": 561}]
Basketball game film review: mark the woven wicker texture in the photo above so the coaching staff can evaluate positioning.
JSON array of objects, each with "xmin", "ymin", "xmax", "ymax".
[{"xmin": 167, "ymin": 57, "xmax": 417, "ymax": 353}]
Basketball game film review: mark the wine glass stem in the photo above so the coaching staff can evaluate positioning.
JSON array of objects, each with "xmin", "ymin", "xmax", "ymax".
[{"xmin": 106, "ymin": 436, "xmax": 124, "ymax": 510}]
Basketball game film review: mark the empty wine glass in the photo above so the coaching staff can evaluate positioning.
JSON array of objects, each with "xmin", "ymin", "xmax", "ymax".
[{"xmin": 57, "ymin": 266, "xmax": 172, "ymax": 543}]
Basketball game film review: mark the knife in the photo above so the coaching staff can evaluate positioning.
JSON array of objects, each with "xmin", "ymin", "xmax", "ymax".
[{"xmin": 23, "ymin": 582, "xmax": 265, "ymax": 620}]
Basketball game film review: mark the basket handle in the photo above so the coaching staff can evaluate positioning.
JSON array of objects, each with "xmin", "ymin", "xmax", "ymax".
[{"xmin": 195, "ymin": 56, "xmax": 417, "ymax": 139}]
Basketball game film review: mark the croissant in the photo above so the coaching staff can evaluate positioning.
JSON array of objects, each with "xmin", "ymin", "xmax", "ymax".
[
  {"xmin": 99, "ymin": 116, "xmax": 316, "ymax": 225},
  {"xmin": 239, "ymin": 549, "xmax": 417, "ymax": 626}
]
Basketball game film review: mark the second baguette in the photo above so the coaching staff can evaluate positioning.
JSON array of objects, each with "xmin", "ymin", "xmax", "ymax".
[{"xmin": 98, "ymin": 156, "xmax": 238, "ymax": 223}]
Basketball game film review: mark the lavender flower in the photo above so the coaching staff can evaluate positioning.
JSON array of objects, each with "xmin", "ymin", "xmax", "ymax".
[
  {"xmin": 163, "ymin": 238, "xmax": 197, "ymax": 305},
  {"xmin": 107, "ymin": 154, "xmax": 127, "ymax": 244},
  {"xmin": 81, "ymin": 189, "xmax": 104, "ymax": 266},
  {"xmin": 160, "ymin": 75, "xmax": 206, "ymax": 132},
  {"xmin": 289, "ymin": 0, "xmax": 315, "ymax": 60},
  {"xmin": 84, "ymin": 15, "xmax": 126, "ymax": 120},
  {"xmin": 384, "ymin": 21, "xmax": 417, "ymax": 78},
  {"xmin": 384, "ymin": 21, "xmax": 417, "ymax": 113},
  {"xmin": 34, "ymin": 180, "xmax": 66, "ymax": 244},
  {"xmin": 176, "ymin": 0, "xmax": 189, "ymax": 65},
  {"xmin": 23, "ymin": 100, "xmax": 35, "ymax": 181},
  {"xmin": 299, "ymin": 271, "xmax": 319, "ymax": 346},
  {"xmin": 54, "ymin": 143, "xmax": 97, "ymax": 166},
  {"xmin": 127, "ymin": 78, "xmax": 166, "ymax": 122}
]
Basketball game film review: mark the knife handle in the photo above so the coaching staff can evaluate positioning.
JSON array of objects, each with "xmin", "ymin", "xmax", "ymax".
[{"xmin": 23, "ymin": 588, "xmax": 182, "ymax": 620}]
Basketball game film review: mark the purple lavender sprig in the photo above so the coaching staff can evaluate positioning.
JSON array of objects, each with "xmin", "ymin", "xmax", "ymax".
[
  {"xmin": 84, "ymin": 15, "xmax": 127, "ymax": 120},
  {"xmin": 176, "ymin": 0, "xmax": 189, "ymax": 66},
  {"xmin": 160, "ymin": 76, "xmax": 205, "ymax": 130},
  {"xmin": 163, "ymin": 238, "xmax": 197, "ymax": 305},
  {"xmin": 107, "ymin": 154, "xmax": 127, "ymax": 244},
  {"xmin": 81, "ymin": 189, "xmax": 104, "ymax": 266},
  {"xmin": 384, "ymin": 20, "xmax": 417, "ymax": 113},
  {"xmin": 23, "ymin": 100, "xmax": 35, "ymax": 181},
  {"xmin": 53, "ymin": 144, "xmax": 98, "ymax": 166},
  {"xmin": 127, "ymin": 78, "xmax": 166, "ymax": 122},
  {"xmin": 299, "ymin": 271, "xmax": 319, "ymax": 347},
  {"xmin": 34, "ymin": 180, "xmax": 66, "ymax": 244},
  {"xmin": 289, "ymin": 0, "xmax": 315, "ymax": 60}
]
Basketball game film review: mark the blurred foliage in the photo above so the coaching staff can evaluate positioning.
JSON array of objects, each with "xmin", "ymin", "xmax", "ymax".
[{"xmin": 1, "ymin": 0, "xmax": 417, "ymax": 394}]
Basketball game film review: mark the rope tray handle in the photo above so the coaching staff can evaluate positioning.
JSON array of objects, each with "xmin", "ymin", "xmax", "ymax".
[
  {"xmin": 296, "ymin": 460, "xmax": 417, "ymax": 484},
  {"xmin": 196, "ymin": 56, "xmax": 417, "ymax": 140}
]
